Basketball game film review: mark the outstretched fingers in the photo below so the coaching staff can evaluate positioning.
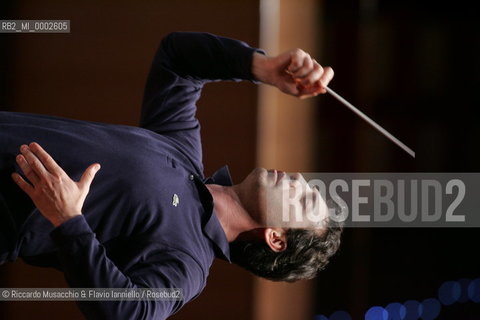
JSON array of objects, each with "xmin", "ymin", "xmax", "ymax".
[
  {"xmin": 28, "ymin": 142, "xmax": 63, "ymax": 176},
  {"xmin": 14, "ymin": 142, "xmax": 65, "ymax": 190},
  {"xmin": 19, "ymin": 143, "xmax": 49, "ymax": 179},
  {"xmin": 11, "ymin": 172, "xmax": 34, "ymax": 196},
  {"xmin": 15, "ymin": 153, "xmax": 40, "ymax": 186},
  {"xmin": 79, "ymin": 163, "xmax": 101, "ymax": 191}
]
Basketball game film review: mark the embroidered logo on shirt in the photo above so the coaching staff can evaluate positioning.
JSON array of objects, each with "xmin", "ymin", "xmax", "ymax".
[{"xmin": 172, "ymin": 194, "xmax": 179, "ymax": 207}]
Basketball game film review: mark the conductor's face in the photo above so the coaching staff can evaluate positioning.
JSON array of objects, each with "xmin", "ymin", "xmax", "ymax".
[{"xmin": 236, "ymin": 168, "xmax": 329, "ymax": 230}]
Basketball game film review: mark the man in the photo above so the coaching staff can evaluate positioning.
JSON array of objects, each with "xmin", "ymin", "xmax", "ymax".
[{"xmin": 0, "ymin": 32, "xmax": 341, "ymax": 319}]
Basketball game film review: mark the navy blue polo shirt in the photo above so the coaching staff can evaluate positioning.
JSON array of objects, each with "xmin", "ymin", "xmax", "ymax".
[{"xmin": 0, "ymin": 32, "xmax": 261, "ymax": 319}]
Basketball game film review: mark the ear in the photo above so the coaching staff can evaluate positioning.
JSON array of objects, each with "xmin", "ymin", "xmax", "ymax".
[{"xmin": 264, "ymin": 228, "xmax": 287, "ymax": 252}]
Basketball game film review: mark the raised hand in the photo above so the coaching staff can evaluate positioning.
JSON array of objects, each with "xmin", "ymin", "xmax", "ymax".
[
  {"xmin": 252, "ymin": 49, "xmax": 334, "ymax": 99},
  {"xmin": 11, "ymin": 142, "xmax": 101, "ymax": 227}
]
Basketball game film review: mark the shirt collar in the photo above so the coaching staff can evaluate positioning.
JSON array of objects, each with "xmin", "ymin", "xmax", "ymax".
[
  {"xmin": 196, "ymin": 166, "xmax": 232, "ymax": 262},
  {"xmin": 203, "ymin": 165, "xmax": 233, "ymax": 186}
]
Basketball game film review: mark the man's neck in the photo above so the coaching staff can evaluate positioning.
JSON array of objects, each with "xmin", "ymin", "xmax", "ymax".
[{"xmin": 205, "ymin": 184, "xmax": 260, "ymax": 242}]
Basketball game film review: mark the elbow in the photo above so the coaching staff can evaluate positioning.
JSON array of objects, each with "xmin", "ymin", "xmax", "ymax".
[{"xmin": 160, "ymin": 32, "xmax": 184, "ymax": 50}]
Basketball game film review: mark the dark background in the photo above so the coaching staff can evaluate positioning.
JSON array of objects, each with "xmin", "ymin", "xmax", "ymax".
[
  {"xmin": 1, "ymin": 0, "xmax": 479, "ymax": 319},
  {"xmin": 313, "ymin": 0, "xmax": 480, "ymax": 319}
]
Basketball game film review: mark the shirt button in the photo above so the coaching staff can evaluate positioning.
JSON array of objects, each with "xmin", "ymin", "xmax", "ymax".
[{"xmin": 189, "ymin": 174, "xmax": 194, "ymax": 181}]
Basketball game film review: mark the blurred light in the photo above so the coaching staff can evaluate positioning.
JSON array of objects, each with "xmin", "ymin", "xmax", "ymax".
[
  {"xmin": 385, "ymin": 302, "xmax": 407, "ymax": 320},
  {"xmin": 365, "ymin": 306, "xmax": 388, "ymax": 320},
  {"xmin": 458, "ymin": 278, "xmax": 471, "ymax": 303},
  {"xmin": 316, "ymin": 276, "xmax": 480, "ymax": 320},
  {"xmin": 330, "ymin": 310, "xmax": 352, "ymax": 320},
  {"xmin": 404, "ymin": 300, "xmax": 422, "ymax": 320},
  {"xmin": 420, "ymin": 298, "xmax": 441, "ymax": 320},
  {"xmin": 438, "ymin": 281, "xmax": 461, "ymax": 305},
  {"xmin": 468, "ymin": 278, "xmax": 480, "ymax": 303}
]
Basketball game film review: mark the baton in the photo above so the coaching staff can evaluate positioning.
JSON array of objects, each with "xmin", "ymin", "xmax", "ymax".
[{"xmin": 324, "ymin": 86, "xmax": 415, "ymax": 158}]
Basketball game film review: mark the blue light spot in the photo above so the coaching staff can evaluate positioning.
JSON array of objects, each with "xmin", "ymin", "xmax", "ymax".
[
  {"xmin": 365, "ymin": 306, "xmax": 388, "ymax": 320},
  {"xmin": 385, "ymin": 302, "xmax": 407, "ymax": 320},
  {"xmin": 404, "ymin": 300, "xmax": 422, "ymax": 320},
  {"xmin": 330, "ymin": 310, "xmax": 352, "ymax": 320},
  {"xmin": 420, "ymin": 298, "xmax": 441, "ymax": 320},
  {"xmin": 458, "ymin": 278, "xmax": 471, "ymax": 303},
  {"xmin": 468, "ymin": 278, "xmax": 480, "ymax": 303},
  {"xmin": 438, "ymin": 281, "xmax": 461, "ymax": 305},
  {"xmin": 314, "ymin": 315, "xmax": 329, "ymax": 320}
]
